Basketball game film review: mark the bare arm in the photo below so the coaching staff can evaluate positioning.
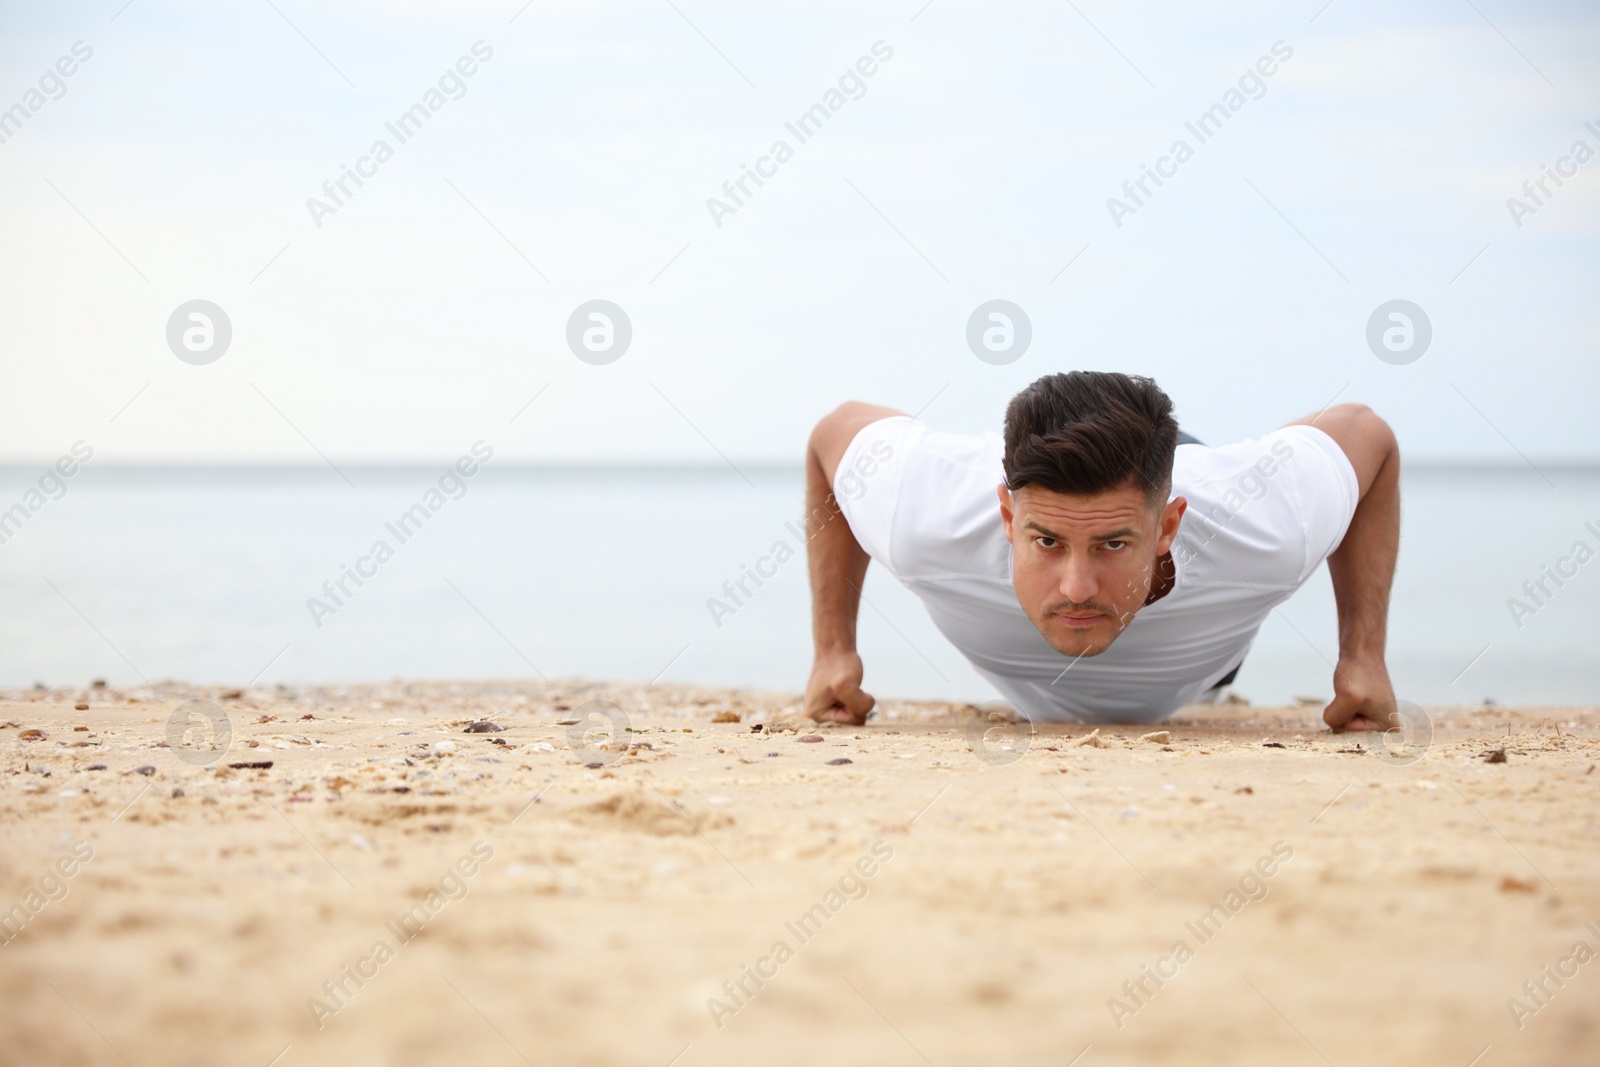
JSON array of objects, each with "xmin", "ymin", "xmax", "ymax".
[
  {"xmin": 1283, "ymin": 403, "xmax": 1401, "ymax": 732},
  {"xmin": 802, "ymin": 401, "xmax": 906, "ymax": 724}
]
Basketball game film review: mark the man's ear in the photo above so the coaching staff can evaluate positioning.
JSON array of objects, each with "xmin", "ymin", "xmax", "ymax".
[
  {"xmin": 1156, "ymin": 495, "xmax": 1187, "ymax": 554},
  {"xmin": 996, "ymin": 483, "xmax": 1015, "ymax": 542}
]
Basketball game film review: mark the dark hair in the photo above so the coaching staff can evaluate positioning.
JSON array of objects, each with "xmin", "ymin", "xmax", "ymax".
[{"xmin": 1003, "ymin": 371, "xmax": 1178, "ymax": 504}]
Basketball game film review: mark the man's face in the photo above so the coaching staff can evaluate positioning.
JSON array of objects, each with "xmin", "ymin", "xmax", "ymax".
[{"xmin": 997, "ymin": 480, "xmax": 1186, "ymax": 658}]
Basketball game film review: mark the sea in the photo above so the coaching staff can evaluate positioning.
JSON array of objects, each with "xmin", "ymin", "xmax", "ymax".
[{"xmin": 1, "ymin": 462, "xmax": 1596, "ymax": 708}]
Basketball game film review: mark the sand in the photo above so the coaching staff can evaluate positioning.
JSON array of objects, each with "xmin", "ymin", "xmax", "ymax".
[{"xmin": 2, "ymin": 679, "xmax": 1597, "ymax": 1067}]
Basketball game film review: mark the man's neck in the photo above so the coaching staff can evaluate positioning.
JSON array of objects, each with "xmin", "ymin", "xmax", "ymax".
[{"xmin": 1142, "ymin": 551, "xmax": 1176, "ymax": 606}]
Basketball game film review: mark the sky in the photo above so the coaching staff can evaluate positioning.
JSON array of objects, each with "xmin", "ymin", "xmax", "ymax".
[{"xmin": 2, "ymin": 0, "xmax": 1597, "ymax": 466}]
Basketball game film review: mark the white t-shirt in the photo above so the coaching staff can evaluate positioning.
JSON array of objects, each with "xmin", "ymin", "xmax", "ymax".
[{"xmin": 832, "ymin": 417, "xmax": 1360, "ymax": 723}]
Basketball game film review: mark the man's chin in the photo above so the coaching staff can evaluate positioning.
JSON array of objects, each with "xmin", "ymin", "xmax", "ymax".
[
  {"xmin": 1051, "ymin": 639, "xmax": 1111, "ymax": 658},
  {"xmin": 1040, "ymin": 621, "xmax": 1120, "ymax": 658}
]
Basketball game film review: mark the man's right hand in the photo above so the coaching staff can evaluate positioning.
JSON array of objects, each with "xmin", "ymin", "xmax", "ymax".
[
  {"xmin": 803, "ymin": 401, "xmax": 903, "ymax": 728},
  {"xmin": 804, "ymin": 650, "xmax": 875, "ymax": 725}
]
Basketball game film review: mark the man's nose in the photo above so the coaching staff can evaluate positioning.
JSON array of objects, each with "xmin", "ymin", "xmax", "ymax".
[{"xmin": 1058, "ymin": 554, "xmax": 1099, "ymax": 604}]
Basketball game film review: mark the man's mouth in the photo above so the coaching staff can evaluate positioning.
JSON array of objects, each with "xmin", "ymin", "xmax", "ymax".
[{"xmin": 1051, "ymin": 609, "xmax": 1106, "ymax": 630}]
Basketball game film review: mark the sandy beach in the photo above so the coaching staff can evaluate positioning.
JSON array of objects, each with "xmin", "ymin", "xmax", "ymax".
[{"xmin": 2, "ymin": 679, "xmax": 1597, "ymax": 1067}]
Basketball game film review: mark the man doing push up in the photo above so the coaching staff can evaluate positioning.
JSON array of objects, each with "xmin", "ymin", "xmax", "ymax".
[{"xmin": 802, "ymin": 371, "xmax": 1400, "ymax": 731}]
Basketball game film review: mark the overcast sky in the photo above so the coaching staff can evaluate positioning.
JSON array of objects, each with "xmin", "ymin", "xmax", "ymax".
[{"xmin": 2, "ymin": 0, "xmax": 1596, "ymax": 464}]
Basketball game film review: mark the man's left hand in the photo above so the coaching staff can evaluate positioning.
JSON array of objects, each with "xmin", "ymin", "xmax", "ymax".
[{"xmin": 1323, "ymin": 656, "xmax": 1398, "ymax": 732}]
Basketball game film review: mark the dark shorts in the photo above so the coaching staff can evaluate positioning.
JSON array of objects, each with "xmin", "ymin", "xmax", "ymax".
[{"xmin": 1210, "ymin": 661, "xmax": 1243, "ymax": 690}]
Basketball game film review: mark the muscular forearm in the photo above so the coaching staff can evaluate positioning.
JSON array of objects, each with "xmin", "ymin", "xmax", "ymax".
[
  {"xmin": 1326, "ymin": 439, "xmax": 1399, "ymax": 663},
  {"xmin": 1289, "ymin": 404, "xmax": 1402, "ymax": 731},
  {"xmin": 805, "ymin": 438, "xmax": 869, "ymax": 655}
]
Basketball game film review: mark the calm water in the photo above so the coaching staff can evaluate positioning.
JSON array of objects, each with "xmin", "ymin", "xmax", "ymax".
[{"xmin": 1, "ymin": 463, "xmax": 1596, "ymax": 707}]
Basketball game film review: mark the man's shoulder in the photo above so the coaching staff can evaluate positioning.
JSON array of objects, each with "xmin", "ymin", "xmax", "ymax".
[
  {"xmin": 1173, "ymin": 429, "xmax": 1296, "ymax": 502},
  {"xmin": 834, "ymin": 417, "xmax": 1009, "ymax": 582},
  {"xmin": 1172, "ymin": 426, "xmax": 1359, "ymax": 587}
]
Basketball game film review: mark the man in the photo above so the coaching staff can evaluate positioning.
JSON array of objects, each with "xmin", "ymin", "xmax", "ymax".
[{"xmin": 802, "ymin": 371, "xmax": 1399, "ymax": 731}]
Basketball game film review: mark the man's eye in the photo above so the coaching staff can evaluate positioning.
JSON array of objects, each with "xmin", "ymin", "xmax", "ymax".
[
  {"xmin": 1035, "ymin": 537, "xmax": 1058, "ymax": 549},
  {"xmin": 1103, "ymin": 540, "xmax": 1127, "ymax": 551}
]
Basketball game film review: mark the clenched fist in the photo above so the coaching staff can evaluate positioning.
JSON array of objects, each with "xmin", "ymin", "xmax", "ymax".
[
  {"xmin": 804, "ymin": 650, "xmax": 875, "ymax": 725},
  {"xmin": 1323, "ymin": 655, "xmax": 1399, "ymax": 733}
]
